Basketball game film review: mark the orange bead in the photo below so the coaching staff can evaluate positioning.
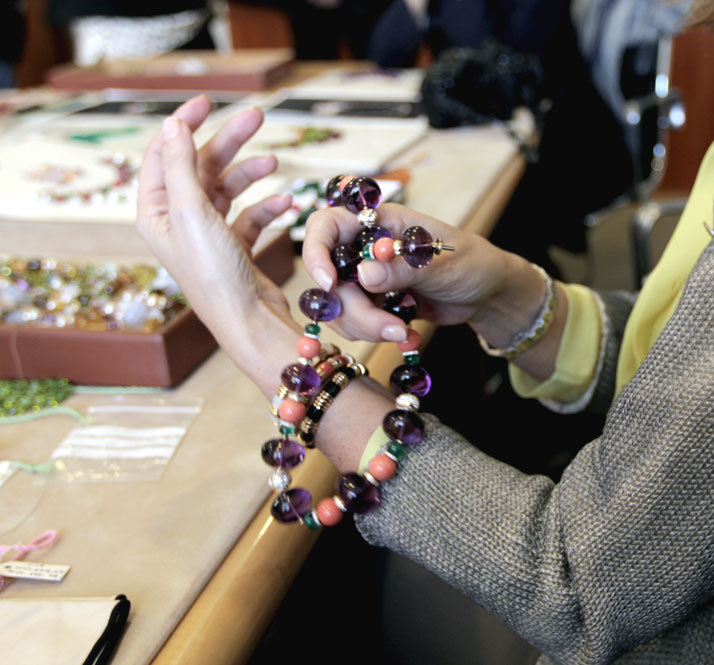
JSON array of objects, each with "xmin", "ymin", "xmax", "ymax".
[
  {"xmin": 338, "ymin": 174, "xmax": 356, "ymax": 192},
  {"xmin": 278, "ymin": 398, "xmax": 307, "ymax": 423},
  {"xmin": 373, "ymin": 237, "xmax": 396, "ymax": 262},
  {"xmin": 316, "ymin": 498, "xmax": 344, "ymax": 526},
  {"xmin": 396, "ymin": 329, "xmax": 422, "ymax": 352},
  {"xmin": 297, "ymin": 336, "xmax": 322, "ymax": 359},
  {"xmin": 368, "ymin": 454, "xmax": 398, "ymax": 482}
]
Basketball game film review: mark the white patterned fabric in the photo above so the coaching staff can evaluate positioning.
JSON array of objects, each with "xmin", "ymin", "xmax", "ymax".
[{"xmin": 70, "ymin": 9, "xmax": 208, "ymax": 66}]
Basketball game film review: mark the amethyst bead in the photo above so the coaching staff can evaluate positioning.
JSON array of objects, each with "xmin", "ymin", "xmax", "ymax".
[
  {"xmin": 381, "ymin": 291, "xmax": 418, "ymax": 324},
  {"xmin": 281, "ymin": 362, "xmax": 321, "ymax": 396},
  {"xmin": 383, "ymin": 409, "xmax": 425, "ymax": 446},
  {"xmin": 325, "ymin": 174, "xmax": 345, "ymax": 207},
  {"xmin": 402, "ymin": 226, "xmax": 435, "ymax": 268},
  {"xmin": 261, "ymin": 437, "xmax": 306, "ymax": 469},
  {"xmin": 337, "ymin": 473, "xmax": 381, "ymax": 513},
  {"xmin": 298, "ymin": 288, "xmax": 342, "ymax": 322},
  {"xmin": 271, "ymin": 488, "xmax": 312, "ymax": 523},
  {"xmin": 331, "ymin": 243, "xmax": 361, "ymax": 282},
  {"xmin": 352, "ymin": 225, "xmax": 393, "ymax": 251},
  {"xmin": 389, "ymin": 364, "xmax": 432, "ymax": 397},
  {"xmin": 342, "ymin": 176, "xmax": 382, "ymax": 214}
]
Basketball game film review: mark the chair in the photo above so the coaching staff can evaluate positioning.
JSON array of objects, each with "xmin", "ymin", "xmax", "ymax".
[{"xmin": 584, "ymin": 37, "xmax": 687, "ymax": 286}]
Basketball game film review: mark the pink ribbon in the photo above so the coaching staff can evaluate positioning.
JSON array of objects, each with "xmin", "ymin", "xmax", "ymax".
[{"xmin": 0, "ymin": 529, "xmax": 59, "ymax": 592}]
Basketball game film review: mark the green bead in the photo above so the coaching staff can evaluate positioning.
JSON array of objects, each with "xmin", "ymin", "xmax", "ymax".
[
  {"xmin": 305, "ymin": 323, "xmax": 321, "ymax": 335},
  {"xmin": 404, "ymin": 354, "xmax": 420, "ymax": 365},
  {"xmin": 361, "ymin": 245, "xmax": 374, "ymax": 260},
  {"xmin": 386, "ymin": 440, "xmax": 407, "ymax": 461},
  {"xmin": 279, "ymin": 424, "xmax": 296, "ymax": 436},
  {"xmin": 303, "ymin": 511, "xmax": 321, "ymax": 530}
]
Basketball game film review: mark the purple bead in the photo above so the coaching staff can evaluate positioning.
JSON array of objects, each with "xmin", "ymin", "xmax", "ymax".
[
  {"xmin": 383, "ymin": 409, "xmax": 425, "ymax": 446},
  {"xmin": 298, "ymin": 288, "xmax": 342, "ymax": 321},
  {"xmin": 402, "ymin": 226, "xmax": 435, "ymax": 268},
  {"xmin": 271, "ymin": 488, "xmax": 312, "ymax": 523},
  {"xmin": 281, "ymin": 362, "xmax": 321, "ymax": 396},
  {"xmin": 352, "ymin": 225, "xmax": 393, "ymax": 251},
  {"xmin": 389, "ymin": 364, "xmax": 432, "ymax": 397},
  {"xmin": 325, "ymin": 174, "xmax": 345, "ymax": 207},
  {"xmin": 337, "ymin": 473, "xmax": 380, "ymax": 513},
  {"xmin": 381, "ymin": 291, "xmax": 418, "ymax": 324},
  {"xmin": 342, "ymin": 176, "xmax": 382, "ymax": 214},
  {"xmin": 331, "ymin": 243, "xmax": 361, "ymax": 282},
  {"xmin": 261, "ymin": 437, "xmax": 306, "ymax": 469}
]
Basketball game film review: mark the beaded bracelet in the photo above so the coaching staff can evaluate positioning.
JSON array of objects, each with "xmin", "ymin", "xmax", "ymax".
[{"xmin": 476, "ymin": 263, "xmax": 557, "ymax": 361}]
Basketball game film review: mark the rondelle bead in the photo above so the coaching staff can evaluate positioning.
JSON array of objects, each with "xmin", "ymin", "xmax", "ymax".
[
  {"xmin": 390, "ymin": 364, "xmax": 432, "ymax": 397},
  {"xmin": 386, "ymin": 440, "xmax": 407, "ymax": 461},
  {"xmin": 396, "ymin": 328, "xmax": 421, "ymax": 352},
  {"xmin": 353, "ymin": 225, "xmax": 393, "ymax": 251},
  {"xmin": 297, "ymin": 336, "xmax": 322, "ymax": 359},
  {"xmin": 281, "ymin": 362, "xmax": 321, "ymax": 396},
  {"xmin": 331, "ymin": 243, "xmax": 361, "ymax": 282},
  {"xmin": 299, "ymin": 288, "xmax": 342, "ymax": 322},
  {"xmin": 373, "ymin": 237, "xmax": 396, "ymax": 262},
  {"xmin": 342, "ymin": 176, "xmax": 382, "ymax": 214},
  {"xmin": 303, "ymin": 510, "xmax": 321, "ymax": 530},
  {"xmin": 278, "ymin": 398, "xmax": 307, "ymax": 423},
  {"xmin": 382, "ymin": 291, "xmax": 418, "ymax": 324},
  {"xmin": 261, "ymin": 437, "xmax": 306, "ymax": 469},
  {"xmin": 325, "ymin": 174, "xmax": 346, "ymax": 207},
  {"xmin": 337, "ymin": 472, "xmax": 381, "ymax": 513},
  {"xmin": 396, "ymin": 393, "xmax": 421, "ymax": 411},
  {"xmin": 269, "ymin": 469, "xmax": 291, "ymax": 491},
  {"xmin": 271, "ymin": 488, "xmax": 312, "ymax": 523},
  {"xmin": 357, "ymin": 208, "xmax": 379, "ymax": 226},
  {"xmin": 383, "ymin": 409, "xmax": 425, "ymax": 446},
  {"xmin": 402, "ymin": 226, "xmax": 435, "ymax": 268},
  {"xmin": 316, "ymin": 497, "xmax": 344, "ymax": 526},
  {"xmin": 368, "ymin": 454, "xmax": 398, "ymax": 482}
]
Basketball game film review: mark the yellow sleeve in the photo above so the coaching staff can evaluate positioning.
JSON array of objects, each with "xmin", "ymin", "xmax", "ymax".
[
  {"xmin": 508, "ymin": 283, "xmax": 602, "ymax": 403},
  {"xmin": 358, "ymin": 425, "xmax": 390, "ymax": 474}
]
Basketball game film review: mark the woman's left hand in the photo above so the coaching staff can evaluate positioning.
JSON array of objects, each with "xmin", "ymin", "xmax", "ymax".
[{"xmin": 137, "ymin": 95, "xmax": 294, "ymax": 339}]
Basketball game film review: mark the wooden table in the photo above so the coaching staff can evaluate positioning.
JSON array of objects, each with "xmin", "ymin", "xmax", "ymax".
[{"xmin": 0, "ymin": 67, "xmax": 528, "ymax": 665}]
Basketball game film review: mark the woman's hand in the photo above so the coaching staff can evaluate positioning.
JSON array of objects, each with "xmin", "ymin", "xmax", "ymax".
[{"xmin": 302, "ymin": 202, "xmax": 513, "ymax": 341}]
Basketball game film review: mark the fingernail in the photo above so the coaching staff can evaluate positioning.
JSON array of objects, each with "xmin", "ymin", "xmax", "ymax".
[
  {"xmin": 312, "ymin": 267, "xmax": 333, "ymax": 292},
  {"xmin": 381, "ymin": 325, "xmax": 407, "ymax": 342},
  {"xmin": 163, "ymin": 117, "xmax": 180, "ymax": 140},
  {"xmin": 358, "ymin": 261, "xmax": 387, "ymax": 287}
]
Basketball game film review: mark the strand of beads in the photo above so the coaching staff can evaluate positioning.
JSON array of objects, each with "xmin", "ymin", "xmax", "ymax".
[{"xmin": 326, "ymin": 174, "xmax": 454, "ymax": 282}]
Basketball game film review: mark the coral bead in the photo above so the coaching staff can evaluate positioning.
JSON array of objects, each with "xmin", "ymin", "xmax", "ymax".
[
  {"xmin": 316, "ymin": 498, "xmax": 344, "ymax": 526},
  {"xmin": 373, "ymin": 237, "xmax": 396, "ymax": 262},
  {"xmin": 368, "ymin": 454, "xmax": 398, "ymax": 482},
  {"xmin": 297, "ymin": 336, "xmax": 322, "ymax": 359},
  {"xmin": 396, "ymin": 328, "xmax": 421, "ymax": 352},
  {"xmin": 278, "ymin": 398, "xmax": 307, "ymax": 424}
]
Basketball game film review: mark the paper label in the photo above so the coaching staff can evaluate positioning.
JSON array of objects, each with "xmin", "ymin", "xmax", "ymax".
[{"xmin": 0, "ymin": 561, "xmax": 70, "ymax": 582}]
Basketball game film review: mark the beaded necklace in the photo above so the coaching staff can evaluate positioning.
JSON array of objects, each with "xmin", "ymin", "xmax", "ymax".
[{"xmin": 260, "ymin": 175, "xmax": 453, "ymax": 529}]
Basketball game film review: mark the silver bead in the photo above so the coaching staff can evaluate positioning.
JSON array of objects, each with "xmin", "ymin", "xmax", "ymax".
[
  {"xmin": 357, "ymin": 207, "xmax": 378, "ymax": 226},
  {"xmin": 333, "ymin": 495, "xmax": 348, "ymax": 512},
  {"xmin": 364, "ymin": 471, "xmax": 379, "ymax": 485},
  {"xmin": 396, "ymin": 393, "xmax": 420, "ymax": 411},
  {"xmin": 268, "ymin": 469, "xmax": 291, "ymax": 492}
]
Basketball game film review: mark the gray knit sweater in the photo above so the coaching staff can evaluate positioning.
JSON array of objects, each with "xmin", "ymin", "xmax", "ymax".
[{"xmin": 356, "ymin": 241, "xmax": 714, "ymax": 664}]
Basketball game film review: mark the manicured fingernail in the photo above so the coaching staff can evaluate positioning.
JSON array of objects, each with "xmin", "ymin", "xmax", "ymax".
[
  {"xmin": 312, "ymin": 267, "xmax": 333, "ymax": 292},
  {"xmin": 163, "ymin": 117, "xmax": 180, "ymax": 139},
  {"xmin": 358, "ymin": 261, "xmax": 387, "ymax": 287},
  {"xmin": 381, "ymin": 325, "xmax": 407, "ymax": 342}
]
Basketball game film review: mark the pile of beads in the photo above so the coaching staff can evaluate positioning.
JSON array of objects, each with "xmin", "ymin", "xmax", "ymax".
[
  {"xmin": 0, "ymin": 378, "xmax": 74, "ymax": 418},
  {"xmin": 0, "ymin": 256, "xmax": 186, "ymax": 332}
]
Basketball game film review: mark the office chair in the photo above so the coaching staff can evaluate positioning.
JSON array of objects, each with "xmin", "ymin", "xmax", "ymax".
[{"xmin": 585, "ymin": 37, "xmax": 687, "ymax": 286}]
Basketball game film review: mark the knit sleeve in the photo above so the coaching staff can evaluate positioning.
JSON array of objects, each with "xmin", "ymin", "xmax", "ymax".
[{"xmin": 355, "ymin": 245, "xmax": 714, "ymax": 665}]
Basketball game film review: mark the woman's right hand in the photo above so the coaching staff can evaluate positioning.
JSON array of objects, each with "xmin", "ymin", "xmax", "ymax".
[{"xmin": 302, "ymin": 202, "xmax": 520, "ymax": 342}]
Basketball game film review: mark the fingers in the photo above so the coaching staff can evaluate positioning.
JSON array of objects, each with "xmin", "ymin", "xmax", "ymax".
[
  {"xmin": 329, "ymin": 283, "xmax": 408, "ymax": 342},
  {"xmin": 138, "ymin": 95, "xmax": 213, "ymax": 218},
  {"xmin": 197, "ymin": 107, "xmax": 265, "ymax": 183},
  {"xmin": 232, "ymin": 193, "xmax": 292, "ymax": 250},
  {"xmin": 160, "ymin": 116, "xmax": 209, "ymax": 217},
  {"xmin": 219, "ymin": 154, "xmax": 278, "ymax": 201}
]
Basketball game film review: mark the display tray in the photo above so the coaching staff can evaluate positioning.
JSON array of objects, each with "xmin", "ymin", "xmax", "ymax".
[
  {"xmin": 0, "ymin": 227, "xmax": 295, "ymax": 388},
  {"xmin": 47, "ymin": 49, "xmax": 295, "ymax": 92}
]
